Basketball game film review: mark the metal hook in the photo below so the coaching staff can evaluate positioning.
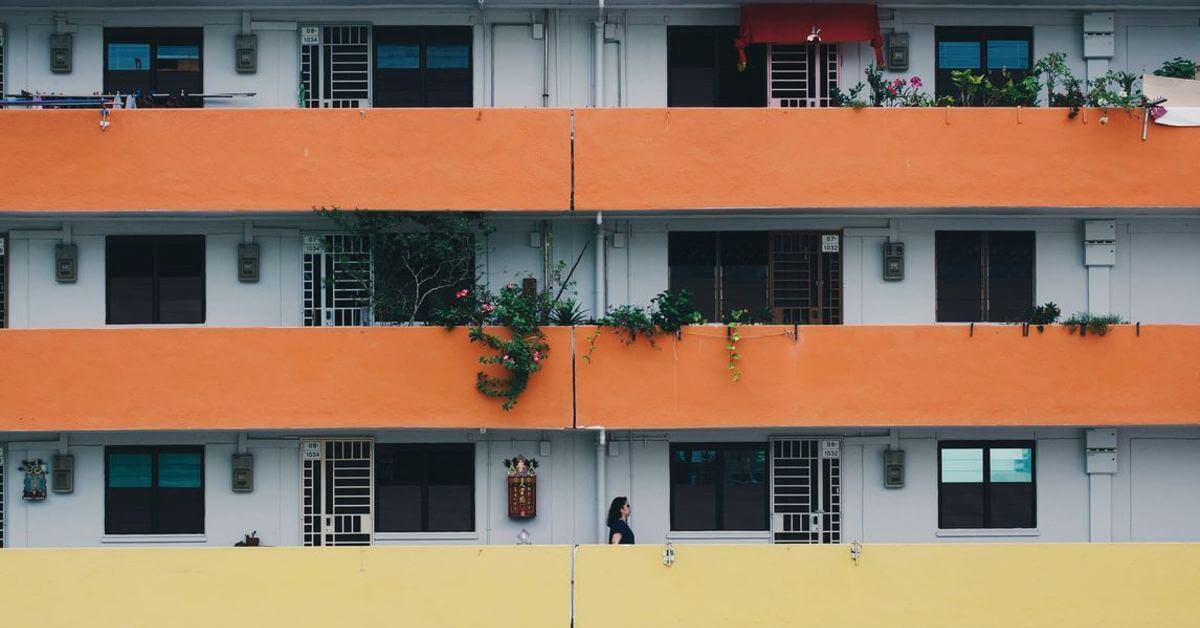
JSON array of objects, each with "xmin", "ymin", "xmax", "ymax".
[
  {"xmin": 662, "ymin": 541, "xmax": 676, "ymax": 567},
  {"xmin": 850, "ymin": 541, "xmax": 862, "ymax": 565},
  {"xmin": 1136, "ymin": 321, "xmax": 1141, "ymax": 337},
  {"xmin": 969, "ymin": 322, "xmax": 974, "ymax": 337}
]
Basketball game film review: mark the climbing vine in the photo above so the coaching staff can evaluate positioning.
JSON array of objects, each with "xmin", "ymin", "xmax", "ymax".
[{"xmin": 724, "ymin": 309, "xmax": 747, "ymax": 382}]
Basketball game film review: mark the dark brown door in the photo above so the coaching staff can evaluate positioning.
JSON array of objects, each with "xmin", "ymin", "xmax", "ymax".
[{"xmin": 769, "ymin": 231, "xmax": 842, "ymax": 324}]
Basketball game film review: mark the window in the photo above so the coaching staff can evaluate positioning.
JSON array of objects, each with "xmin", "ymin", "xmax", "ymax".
[
  {"xmin": 104, "ymin": 28, "xmax": 203, "ymax": 107},
  {"xmin": 375, "ymin": 444, "xmax": 474, "ymax": 533},
  {"xmin": 669, "ymin": 232, "xmax": 768, "ymax": 321},
  {"xmin": 935, "ymin": 231, "xmax": 1034, "ymax": 322},
  {"xmin": 106, "ymin": 446, "xmax": 204, "ymax": 535},
  {"xmin": 668, "ymin": 26, "xmax": 766, "ymax": 107},
  {"xmin": 671, "ymin": 443, "xmax": 768, "ymax": 531},
  {"xmin": 107, "ymin": 236, "xmax": 205, "ymax": 325},
  {"xmin": 373, "ymin": 27, "xmax": 472, "ymax": 107},
  {"xmin": 935, "ymin": 27, "xmax": 1033, "ymax": 102},
  {"xmin": 939, "ymin": 441, "xmax": 1035, "ymax": 529},
  {"xmin": 668, "ymin": 231, "xmax": 842, "ymax": 324}
]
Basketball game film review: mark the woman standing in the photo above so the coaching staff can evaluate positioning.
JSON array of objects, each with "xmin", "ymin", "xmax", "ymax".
[{"xmin": 607, "ymin": 496, "xmax": 635, "ymax": 544}]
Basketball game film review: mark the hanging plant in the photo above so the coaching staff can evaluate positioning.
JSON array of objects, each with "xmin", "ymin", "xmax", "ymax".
[
  {"xmin": 582, "ymin": 289, "xmax": 703, "ymax": 364},
  {"xmin": 467, "ymin": 283, "xmax": 552, "ymax": 411},
  {"xmin": 724, "ymin": 309, "xmax": 747, "ymax": 382}
]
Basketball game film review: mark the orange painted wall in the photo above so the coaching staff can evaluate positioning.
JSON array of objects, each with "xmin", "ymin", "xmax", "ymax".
[
  {"xmin": 573, "ymin": 108, "xmax": 1200, "ymax": 210},
  {"xmin": 0, "ymin": 327, "xmax": 573, "ymax": 431},
  {"xmin": 574, "ymin": 325, "xmax": 1200, "ymax": 428},
  {"xmin": 0, "ymin": 109, "xmax": 571, "ymax": 212}
]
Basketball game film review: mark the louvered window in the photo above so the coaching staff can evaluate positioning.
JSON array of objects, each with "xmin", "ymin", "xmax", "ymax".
[
  {"xmin": 667, "ymin": 26, "xmax": 766, "ymax": 107},
  {"xmin": 768, "ymin": 43, "xmax": 838, "ymax": 108},
  {"xmin": 300, "ymin": 25, "xmax": 371, "ymax": 108}
]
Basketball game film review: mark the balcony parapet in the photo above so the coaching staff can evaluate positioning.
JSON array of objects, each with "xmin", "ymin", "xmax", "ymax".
[{"xmin": 1, "ymin": 108, "xmax": 1195, "ymax": 214}]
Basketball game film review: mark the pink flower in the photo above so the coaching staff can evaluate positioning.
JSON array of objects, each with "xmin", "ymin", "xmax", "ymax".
[
  {"xmin": 910, "ymin": 76, "xmax": 923, "ymax": 88},
  {"xmin": 503, "ymin": 354, "xmax": 511, "ymax": 361},
  {"xmin": 893, "ymin": 78, "xmax": 907, "ymax": 87},
  {"xmin": 456, "ymin": 289, "xmax": 469, "ymax": 299},
  {"xmin": 481, "ymin": 303, "xmax": 495, "ymax": 313},
  {"xmin": 532, "ymin": 350, "xmax": 541, "ymax": 363},
  {"xmin": 887, "ymin": 85, "xmax": 899, "ymax": 95},
  {"xmin": 1150, "ymin": 105, "xmax": 1167, "ymax": 120},
  {"xmin": 505, "ymin": 283, "xmax": 515, "ymax": 290}
]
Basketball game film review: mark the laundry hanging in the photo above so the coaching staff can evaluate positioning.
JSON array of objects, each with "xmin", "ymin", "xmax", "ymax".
[{"xmin": 735, "ymin": 3, "xmax": 885, "ymax": 70}]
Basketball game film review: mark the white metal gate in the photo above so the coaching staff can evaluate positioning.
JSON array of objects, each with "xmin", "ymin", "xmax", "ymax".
[
  {"xmin": 302, "ymin": 234, "xmax": 371, "ymax": 327},
  {"xmin": 301, "ymin": 439, "xmax": 374, "ymax": 546},
  {"xmin": 0, "ymin": 26, "xmax": 6, "ymax": 98},
  {"xmin": 770, "ymin": 438, "xmax": 841, "ymax": 543},
  {"xmin": 768, "ymin": 44, "xmax": 839, "ymax": 108},
  {"xmin": 299, "ymin": 25, "xmax": 372, "ymax": 108}
]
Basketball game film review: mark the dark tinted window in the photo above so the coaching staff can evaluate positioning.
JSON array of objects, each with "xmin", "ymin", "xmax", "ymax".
[
  {"xmin": 374, "ymin": 27, "xmax": 472, "ymax": 107},
  {"xmin": 935, "ymin": 231, "xmax": 1034, "ymax": 322},
  {"xmin": 671, "ymin": 443, "xmax": 768, "ymax": 531},
  {"xmin": 668, "ymin": 26, "xmax": 766, "ymax": 107},
  {"xmin": 106, "ymin": 446, "xmax": 204, "ymax": 535},
  {"xmin": 376, "ymin": 444, "xmax": 474, "ymax": 532},
  {"xmin": 939, "ymin": 441, "xmax": 1035, "ymax": 529},
  {"xmin": 669, "ymin": 232, "xmax": 768, "ymax": 321},
  {"xmin": 104, "ymin": 28, "xmax": 203, "ymax": 107},
  {"xmin": 107, "ymin": 236, "xmax": 205, "ymax": 324},
  {"xmin": 935, "ymin": 27, "xmax": 1033, "ymax": 102}
]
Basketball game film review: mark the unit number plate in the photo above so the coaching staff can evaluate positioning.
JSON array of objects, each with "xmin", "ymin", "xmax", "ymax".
[
  {"xmin": 821, "ymin": 235, "xmax": 840, "ymax": 253},
  {"xmin": 300, "ymin": 26, "xmax": 322, "ymax": 46},
  {"xmin": 303, "ymin": 235, "xmax": 324, "ymax": 253},
  {"xmin": 302, "ymin": 441, "xmax": 323, "ymax": 460},
  {"xmin": 820, "ymin": 440, "xmax": 841, "ymax": 459}
]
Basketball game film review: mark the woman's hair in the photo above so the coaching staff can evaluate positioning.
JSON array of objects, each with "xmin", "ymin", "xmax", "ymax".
[{"xmin": 606, "ymin": 496, "xmax": 628, "ymax": 527}]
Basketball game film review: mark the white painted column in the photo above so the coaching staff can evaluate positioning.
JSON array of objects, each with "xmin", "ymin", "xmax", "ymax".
[
  {"xmin": 1085, "ymin": 428, "xmax": 1118, "ymax": 542},
  {"xmin": 1084, "ymin": 220, "xmax": 1116, "ymax": 316}
]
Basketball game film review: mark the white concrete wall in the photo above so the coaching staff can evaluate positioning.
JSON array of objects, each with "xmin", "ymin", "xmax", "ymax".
[
  {"xmin": 1, "ymin": 219, "xmax": 303, "ymax": 328},
  {"xmin": 3, "ymin": 7, "xmax": 1197, "ymax": 108},
  {"xmin": 5, "ymin": 425, "xmax": 1197, "ymax": 547},
  {"xmin": 2, "ymin": 216, "xmax": 1197, "ymax": 328}
]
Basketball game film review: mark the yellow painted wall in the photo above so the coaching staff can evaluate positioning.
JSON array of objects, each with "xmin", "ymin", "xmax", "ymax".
[
  {"xmin": 5, "ymin": 544, "xmax": 1199, "ymax": 628},
  {"xmin": 0, "ymin": 546, "xmax": 572, "ymax": 628},
  {"xmin": 574, "ymin": 544, "xmax": 1200, "ymax": 628}
]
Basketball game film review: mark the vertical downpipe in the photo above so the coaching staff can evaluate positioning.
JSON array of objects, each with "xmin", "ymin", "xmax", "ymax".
[
  {"xmin": 593, "ymin": 19, "xmax": 605, "ymax": 107},
  {"xmin": 594, "ymin": 212, "xmax": 606, "ymax": 318},
  {"xmin": 596, "ymin": 429, "xmax": 607, "ymax": 543}
]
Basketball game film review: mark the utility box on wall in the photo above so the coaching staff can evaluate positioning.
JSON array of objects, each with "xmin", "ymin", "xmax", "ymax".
[
  {"xmin": 55, "ymin": 243, "xmax": 77, "ymax": 283},
  {"xmin": 232, "ymin": 454, "xmax": 254, "ymax": 492},
  {"xmin": 886, "ymin": 32, "xmax": 909, "ymax": 71},
  {"xmin": 882, "ymin": 241, "xmax": 905, "ymax": 281},
  {"xmin": 50, "ymin": 33, "xmax": 72, "ymax": 73},
  {"xmin": 883, "ymin": 449, "xmax": 905, "ymax": 488},
  {"xmin": 235, "ymin": 34, "xmax": 257, "ymax": 73},
  {"xmin": 238, "ymin": 243, "xmax": 260, "ymax": 283}
]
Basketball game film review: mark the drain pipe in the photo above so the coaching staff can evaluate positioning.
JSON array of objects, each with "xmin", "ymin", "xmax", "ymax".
[
  {"xmin": 596, "ymin": 428, "xmax": 607, "ymax": 543},
  {"xmin": 593, "ymin": 2, "xmax": 604, "ymax": 107},
  {"xmin": 542, "ymin": 9, "xmax": 551, "ymax": 107},
  {"xmin": 594, "ymin": 212, "xmax": 606, "ymax": 318}
]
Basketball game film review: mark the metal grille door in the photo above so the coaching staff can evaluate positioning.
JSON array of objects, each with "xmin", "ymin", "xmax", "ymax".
[
  {"xmin": 303, "ymin": 234, "xmax": 371, "ymax": 326},
  {"xmin": 770, "ymin": 231, "xmax": 842, "ymax": 325},
  {"xmin": 300, "ymin": 25, "xmax": 371, "ymax": 108},
  {"xmin": 302, "ymin": 439, "xmax": 374, "ymax": 547},
  {"xmin": 770, "ymin": 438, "xmax": 841, "ymax": 544},
  {"xmin": 0, "ymin": 26, "xmax": 6, "ymax": 97},
  {"xmin": 768, "ymin": 44, "xmax": 839, "ymax": 108}
]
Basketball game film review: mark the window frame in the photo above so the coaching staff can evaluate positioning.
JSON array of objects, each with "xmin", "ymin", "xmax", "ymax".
[
  {"xmin": 372, "ymin": 25, "xmax": 473, "ymax": 108},
  {"xmin": 667, "ymin": 25, "xmax": 767, "ymax": 107},
  {"xmin": 103, "ymin": 27, "xmax": 204, "ymax": 106},
  {"xmin": 934, "ymin": 230, "xmax": 1036, "ymax": 323},
  {"xmin": 934, "ymin": 26, "xmax": 1034, "ymax": 102},
  {"xmin": 669, "ymin": 442, "xmax": 770, "ymax": 532},
  {"xmin": 104, "ymin": 445, "xmax": 205, "ymax": 536},
  {"xmin": 937, "ymin": 440, "xmax": 1037, "ymax": 530},
  {"xmin": 374, "ymin": 443, "xmax": 476, "ymax": 533},
  {"xmin": 106, "ymin": 235, "xmax": 207, "ymax": 325}
]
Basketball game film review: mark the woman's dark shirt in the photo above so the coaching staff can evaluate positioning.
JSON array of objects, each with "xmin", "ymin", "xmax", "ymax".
[{"xmin": 608, "ymin": 519, "xmax": 635, "ymax": 544}]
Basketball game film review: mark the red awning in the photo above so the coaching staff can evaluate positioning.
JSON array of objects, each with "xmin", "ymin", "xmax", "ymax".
[{"xmin": 736, "ymin": 3, "xmax": 885, "ymax": 68}]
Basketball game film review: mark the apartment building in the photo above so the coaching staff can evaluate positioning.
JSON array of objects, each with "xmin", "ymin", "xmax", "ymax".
[{"xmin": 0, "ymin": 5, "xmax": 1198, "ymax": 621}]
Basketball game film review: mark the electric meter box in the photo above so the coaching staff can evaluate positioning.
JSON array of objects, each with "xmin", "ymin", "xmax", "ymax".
[
  {"xmin": 883, "ymin": 449, "xmax": 905, "ymax": 489},
  {"xmin": 882, "ymin": 242, "xmax": 905, "ymax": 281},
  {"xmin": 52, "ymin": 454, "xmax": 74, "ymax": 493},
  {"xmin": 232, "ymin": 454, "xmax": 255, "ymax": 492}
]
